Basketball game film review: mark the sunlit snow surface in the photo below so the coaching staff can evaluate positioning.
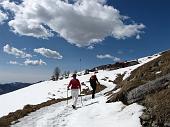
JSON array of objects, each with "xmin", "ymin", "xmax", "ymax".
[{"xmin": 11, "ymin": 96, "xmax": 144, "ymax": 127}]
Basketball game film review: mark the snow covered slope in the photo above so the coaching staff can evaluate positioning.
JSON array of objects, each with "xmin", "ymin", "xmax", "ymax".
[
  {"xmin": 0, "ymin": 54, "xmax": 160, "ymax": 119},
  {"xmin": 11, "ymin": 95, "xmax": 144, "ymax": 127}
]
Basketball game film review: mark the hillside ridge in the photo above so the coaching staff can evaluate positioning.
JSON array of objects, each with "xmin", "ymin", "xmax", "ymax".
[{"xmin": 107, "ymin": 50, "xmax": 170, "ymax": 126}]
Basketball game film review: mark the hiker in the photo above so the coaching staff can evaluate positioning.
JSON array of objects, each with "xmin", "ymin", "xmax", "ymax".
[
  {"xmin": 67, "ymin": 74, "xmax": 81, "ymax": 109},
  {"xmin": 89, "ymin": 74, "xmax": 100, "ymax": 99}
]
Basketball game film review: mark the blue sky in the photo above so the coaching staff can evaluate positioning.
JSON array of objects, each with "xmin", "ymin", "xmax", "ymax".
[{"xmin": 0, "ymin": 0, "xmax": 170, "ymax": 83}]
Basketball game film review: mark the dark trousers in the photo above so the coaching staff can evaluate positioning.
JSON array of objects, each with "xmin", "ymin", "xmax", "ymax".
[{"xmin": 91, "ymin": 85, "xmax": 96, "ymax": 99}]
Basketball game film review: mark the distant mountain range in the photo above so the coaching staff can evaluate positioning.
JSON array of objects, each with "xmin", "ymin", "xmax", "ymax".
[{"xmin": 0, "ymin": 82, "xmax": 33, "ymax": 95}]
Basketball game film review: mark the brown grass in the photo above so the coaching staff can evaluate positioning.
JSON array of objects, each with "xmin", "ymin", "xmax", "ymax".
[
  {"xmin": 104, "ymin": 74, "xmax": 124, "ymax": 97},
  {"xmin": 144, "ymin": 88, "xmax": 170, "ymax": 124},
  {"xmin": 113, "ymin": 73, "xmax": 125, "ymax": 87}
]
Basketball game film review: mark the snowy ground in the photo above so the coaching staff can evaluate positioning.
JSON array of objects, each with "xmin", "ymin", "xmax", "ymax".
[
  {"xmin": 0, "ymin": 54, "xmax": 160, "ymax": 127},
  {"xmin": 11, "ymin": 92, "xmax": 144, "ymax": 127}
]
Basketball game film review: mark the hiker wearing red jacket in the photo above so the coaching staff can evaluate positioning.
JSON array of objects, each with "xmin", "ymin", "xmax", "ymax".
[{"xmin": 67, "ymin": 74, "xmax": 81, "ymax": 109}]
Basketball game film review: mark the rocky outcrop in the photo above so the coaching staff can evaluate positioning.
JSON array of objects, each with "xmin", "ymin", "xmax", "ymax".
[
  {"xmin": 125, "ymin": 73, "xmax": 170, "ymax": 104},
  {"xmin": 140, "ymin": 88, "xmax": 170, "ymax": 127},
  {"xmin": 90, "ymin": 60, "xmax": 139, "ymax": 71},
  {"xmin": 140, "ymin": 111, "xmax": 170, "ymax": 127}
]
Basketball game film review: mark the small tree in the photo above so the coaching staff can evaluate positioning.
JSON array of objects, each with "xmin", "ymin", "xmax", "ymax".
[
  {"xmin": 51, "ymin": 75, "xmax": 55, "ymax": 81},
  {"xmin": 53, "ymin": 67, "xmax": 60, "ymax": 80},
  {"xmin": 63, "ymin": 71, "xmax": 67, "ymax": 78},
  {"xmin": 63, "ymin": 70, "xmax": 70, "ymax": 78}
]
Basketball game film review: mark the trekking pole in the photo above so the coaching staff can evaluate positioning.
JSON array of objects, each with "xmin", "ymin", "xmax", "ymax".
[
  {"xmin": 81, "ymin": 95, "xmax": 83, "ymax": 106},
  {"xmin": 67, "ymin": 89, "xmax": 68, "ymax": 105},
  {"xmin": 80, "ymin": 89, "xmax": 83, "ymax": 106},
  {"xmin": 99, "ymin": 83, "xmax": 102, "ymax": 95}
]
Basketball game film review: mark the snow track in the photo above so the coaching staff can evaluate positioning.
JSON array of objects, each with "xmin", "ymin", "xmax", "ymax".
[
  {"xmin": 11, "ymin": 93, "xmax": 144, "ymax": 127},
  {"xmin": 11, "ymin": 93, "xmax": 100, "ymax": 127}
]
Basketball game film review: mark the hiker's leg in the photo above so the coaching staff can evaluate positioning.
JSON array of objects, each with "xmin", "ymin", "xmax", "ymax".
[
  {"xmin": 92, "ymin": 86, "xmax": 96, "ymax": 99},
  {"xmin": 73, "ymin": 89, "xmax": 79, "ymax": 107},
  {"xmin": 92, "ymin": 88, "xmax": 95, "ymax": 98},
  {"xmin": 71, "ymin": 90, "xmax": 76, "ymax": 106},
  {"xmin": 71, "ymin": 89, "xmax": 79, "ymax": 107}
]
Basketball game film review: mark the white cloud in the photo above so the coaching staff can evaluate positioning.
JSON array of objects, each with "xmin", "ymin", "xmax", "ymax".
[
  {"xmin": 73, "ymin": 0, "xmax": 107, "ymax": 4},
  {"xmin": 9, "ymin": 61, "xmax": 19, "ymax": 65},
  {"xmin": 136, "ymin": 34, "xmax": 141, "ymax": 39},
  {"xmin": 34, "ymin": 48, "xmax": 63, "ymax": 59},
  {"xmin": 0, "ymin": 1, "xmax": 19, "ymax": 13},
  {"xmin": 22, "ymin": 48, "xmax": 27, "ymax": 51},
  {"xmin": 24, "ymin": 59, "xmax": 46, "ymax": 66},
  {"xmin": 3, "ymin": 44, "xmax": 32, "ymax": 58},
  {"xmin": 9, "ymin": 59, "xmax": 46, "ymax": 66},
  {"xmin": 9, "ymin": 60, "xmax": 24, "ymax": 66},
  {"xmin": 97, "ymin": 54, "xmax": 121, "ymax": 62},
  {"xmin": 87, "ymin": 45, "xmax": 95, "ymax": 50},
  {"xmin": 1, "ymin": 0, "xmax": 145, "ymax": 47},
  {"xmin": 0, "ymin": 10, "xmax": 8, "ymax": 24}
]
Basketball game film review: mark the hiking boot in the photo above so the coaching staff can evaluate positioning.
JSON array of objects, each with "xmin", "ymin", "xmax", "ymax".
[{"xmin": 72, "ymin": 105, "xmax": 76, "ymax": 109}]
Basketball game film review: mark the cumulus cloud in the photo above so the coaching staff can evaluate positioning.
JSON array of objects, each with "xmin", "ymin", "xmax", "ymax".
[
  {"xmin": 0, "ymin": 10, "xmax": 8, "ymax": 24},
  {"xmin": 1, "ymin": 0, "xmax": 145, "ymax": 47},
  {"xmin": 24, "ymin": 59, "xmax": 46, "ymax": 66},
  {"xmin": 9, "ymin": 59, "xmax": 46, "ymax": 66},
  {"xmin": 3, "ymin": 44, "xmax": 32, "ymax": 58},
  {"xmin": 0, "ymin": 0, "xmax": 19, "ymax": 12},
  {"xmin": 97, "ymin": 54, "xmax": 121, "ymax": 62},
  {"xmin": 34, "ymin": 48, "xmax": 63, "ymax": 59}
]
